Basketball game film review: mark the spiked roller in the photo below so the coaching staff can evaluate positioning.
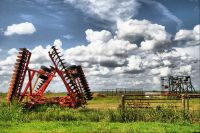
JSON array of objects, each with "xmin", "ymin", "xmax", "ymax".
[
  {"xmin": 76, "ymin": 66, "xmax": 92, "ymax": 100},
  {"xmin": 7, "ymin": 48, "xmax": 31, "ymax": 103}
]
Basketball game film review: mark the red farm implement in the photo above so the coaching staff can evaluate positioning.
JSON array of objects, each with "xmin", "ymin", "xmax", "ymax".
[{"xmin": 6, "ymin": 46, "xmax": 92, "ymax": 108}]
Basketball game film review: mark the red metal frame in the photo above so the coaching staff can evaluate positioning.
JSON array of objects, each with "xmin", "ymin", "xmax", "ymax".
[{"xmin": 7, "ymin": 46, "xmax": 92, "ymax": 109}]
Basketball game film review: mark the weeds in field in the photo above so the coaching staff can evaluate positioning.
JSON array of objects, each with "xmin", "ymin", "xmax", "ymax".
[{"xmin": 0, "ymin": 103, "xmax": 199, "ymax": 125}]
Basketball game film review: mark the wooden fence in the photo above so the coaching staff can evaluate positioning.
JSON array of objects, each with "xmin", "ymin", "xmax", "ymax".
[{"xmin": 121, "ymin": 94, "xmax": 200, "ymax": 112}]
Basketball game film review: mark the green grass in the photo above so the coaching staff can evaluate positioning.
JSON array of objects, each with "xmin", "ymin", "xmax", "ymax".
[
  {"xmin": 87, "ymin": 96, "xmax": 120, "ymax": 109},
  {"xmin": 0, "ymin": 93, "xmax": 200, "ymax": 132},
  {"xmin": 0, "ymin": 103, "xmax": 199, "ymax": 123},
  {"xmin": 0, "ymin": 121, "xmax": 199, "ymax": 133}
]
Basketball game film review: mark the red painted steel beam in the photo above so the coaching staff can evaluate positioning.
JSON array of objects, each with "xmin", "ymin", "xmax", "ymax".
[{"xmin": 19, "ymin": 71, "xmax": 35, "ymax": 102}]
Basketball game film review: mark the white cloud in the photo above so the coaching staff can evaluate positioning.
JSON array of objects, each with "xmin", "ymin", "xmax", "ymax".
[
  {"xmin": 64, "ymin": 0, "xmax": 140, "ymax": 22},
  {"xmin": 175, "ymin": 45, "xmax": 200, "ymax": 60},
  {"xmin": 163, "ymin": 60, "xmax": 171, "ymax": 66},
  {"xmin": 132, "ymin": 80, "xmax": 143, "ymax": 85},
  {"xmin": 159, "ymin": 67, "xmax": 171, "ymax": 77},
  {"xmin": 53, "ymin": 39, "xmax": 62, "ymax": 48},
  {"xmin": 8, "ymin": 48, "xmax": 18, "ymax": 55},
  {"xmin": 179, "ymin": 65, "xmax": 192, "ymax": 74},
  {"xmin": 153, "ymin": 76, "xmax": 160, "ymax": 85},
  {"xmin": 86, "ymin": 29, "xmax": 112, "ymax": 43},
  {"xmin": 127, "ymin": 55, "xmax": 143, "ymax": 71},
  {"xmin": 174, "ymin": 24, "xmax": 200, "ymax": 46},
  {"xmin": 0, "ymin": 49, "xmax": 2, "ymax": 52},
  {"xmin": 0, "ymin": 19, "xmax": 199, "ymax": 92},
  {"xmin": 143, "ymin": 59, "xmax": 160, "ymax": 68},
  {"xmin": 4, "ymin": 22, "xmax": 36, "ymax": 36},
  {"xmin": 64, "ymin": 28, "xmax": 138, "ymax": 67},
  {"xmin": 116, "ymin": 19, "xmax": 171, "ymax": 50},
  {"xmin": 30, "ymin": 45, "xmax": 50, "ymax": 64},
  {"xmin": 150, "ymin": 69, "xmax": 159, "ymax": 75}
]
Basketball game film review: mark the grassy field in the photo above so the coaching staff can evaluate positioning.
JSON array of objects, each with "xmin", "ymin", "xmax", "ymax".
[
  {"xmin": 1, "ymin": 121, "xmax": 199, "ymax": 133},
  {"xmin": 0, "ymin": 93, "xmax": 200, "ymax": 133}
]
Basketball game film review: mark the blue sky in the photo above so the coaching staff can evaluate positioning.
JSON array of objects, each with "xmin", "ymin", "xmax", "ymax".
[
  {"xmin": 0, "ymin": 0, "xmax": 199, "ymax": 92},
  {"xmin": 0, "ymin": 0, "xmax": 199, "ymax": 50}
]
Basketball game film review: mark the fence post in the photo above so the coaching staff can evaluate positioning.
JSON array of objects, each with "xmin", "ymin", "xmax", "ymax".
[
  {"xmin": 121, "ymin": 95, "xmax": 125, "ymax": 111},
  {"xmin": 182, "ymin": 94, "xmax": 185, "ymax": 111},
  {"xmin": 186, "ymin": 95, "xmax": 189, "ymax": 112}
]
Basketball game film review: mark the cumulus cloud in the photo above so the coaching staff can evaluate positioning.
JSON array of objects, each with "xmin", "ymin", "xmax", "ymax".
[
  {"xmin": 150, "ymin": 69, "xmax": 159, "ymax": 75},
  {"xmin": 4, "ymin": 22, "xmax": 36, "ymax": 36},
  {"xmin": 175, "ymin": 45, "xmax": 200, "ymax": 60},
  {"xmin": 163, "ymin": 60, "xmax": 171, "ymax": 66},
  {"xmin": 64, "ymin": 0, "xmax": 140, "ymax": 22},
  {"xmin": 116, "ymin": 19, "xmax": 171, "ymax": 50},
  {"xmin": 30, "ymin": 45, "xmax": 50, "ymax": 64},
  {"xmin": 174, "ymin": 24, "xmax": 200, "ymax": 46},
  {"xmin": 0, "ymin": 19, "xmax": 199, "ymax": 92},
  {"xmin": 159, "ymin": 67, "xmax": 171, "ymax": 77},
  {"xmin": 132, "ymin": 80, "xmax": 143, "ymax": 86},
  {"xmin": 64, "ymin": 27, "xmax": 138, "ymax": 68},
  {"xmin": 8, "ymin": 48, "xmax": 18, "ymax": 55},
  {"xmin": 0, "ymin": 49, "xmax": 2, "ymax": 52},
  {"xmin": 53, "ymin": 39, "xmax": 62, "ymax": 48},
  {"xmin": 153, "ymin": 76, "xmax": 160, "ymax": 85},
  {"xmin": 127, "ymin": 55, "xmax": 143, "ymax": 71},
  {"xmin": 86, "ymin": 29, "xmax": 112, "ymax": 43},
  {"xmin": 179, "ymin": 65, "xmax": 192, "ymax": 74}
]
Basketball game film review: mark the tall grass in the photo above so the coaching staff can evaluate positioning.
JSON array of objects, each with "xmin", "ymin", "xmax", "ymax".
[{"xmin": 0, "ymin": 103, "xmax": 199, "ymax": 125}]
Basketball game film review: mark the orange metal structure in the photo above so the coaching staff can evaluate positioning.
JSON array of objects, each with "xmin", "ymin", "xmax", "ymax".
[{"xmin": 7, "ymin": 46, "xmax": 92, "ymax": 108}]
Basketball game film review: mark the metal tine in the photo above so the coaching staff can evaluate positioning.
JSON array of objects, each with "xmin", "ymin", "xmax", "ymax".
[
  {"xmin": 38, "ymin": 83, "xmax": 43, "ymax": 86},
  {"xmin": 11, "ymin": 77, "xmax": 17, "ymax": 82},
  {"xmin": 17, "ymin": 55, "xmax": 23, "ymax": 58},
  {"xmin": 59, "ymin": 59, "xmax": 65, "ymax": 62},
  {"xmin": 17, "ymin": 55, "xmax": 27, "ymax": 59},
  {"xmin": 14, "ymin": 65, "xmax": 20, "ymax": 69},
  {"xmin": 84, "ymin": 90, "xmax": 91, "ymax": 93},
  {"xmin": 58, "ymin": 54, "xmax": 64, "ymax": 58},
  {"xmin": 56, "ymin": 54, "xmax": 64, "ymax": 59},
  {"xmin": 49, "ymin": 49, "xmax": 56, "ymax": 54},
  {"xmin": 50, "ymin": 45, "xmax": 56, "ymax": 49},
  {"xmin": 50, "ymin": 53, "xmax": 57, "ymax": 58},
  {"xmin": 55, "ymin": 55, "xmax": 63, "ymax": 61},
  {"xmin": 15, "ymin": 62, "xmax": 21, "ymax": 65},
  {"xmin": 14, "ymin": 62, "xmax": 24, "ymax": 66},
  {"xmin": 51, "ymin": 46, "xmax": 58, "ymax": 51},
  {"xmin": 56, "ymin": 58, "xmax": 64, "ymax": 63},
  {"xmin": 60, "ymin": 62, "xmax": 66, "ymax": 66},
  {"xmin": 68, "ymin": 81, "xmax": 74, "ymax": 85},
  {"xmin": 85, "ymin": 92, "xmax": 92, "ymax": 96},
  {"xmin": 83, "ymin": 86, "xmax": 90, "ymax": 89},
  {"xmin": 19, "ymin": 48, "xmax": 27, "ymax": 51},
  {"xmin": 13, "ymin": 68, "xmax": 24, "ymax": 72},
  {"xmin": 57, "ymin": 61, "xmax": 65, "ymax": 66},
  {"xmin": 9, "ymin": 83, "xmax": 15, "ymax": 88},
  {"xmin": 55, "ymin": 56, "xmax": 61, "ymax": 61},
  {"xmin": 16, "ymin": 58, "xmax": 25, "ymax": 62},
  {"xmin": 18, "ymin": 51, "xmax": 26, "ymax": 54},
  {"xmin": 50, "ymin": 48, "xmax": 59, "ymax": 52},
  {"xmin": 53, "ymin": 51, "xmax": 61, "ymax": 55},
  {"xmin": 13, "ymin": 69, "xmax": 20, "ymax": 73},
  {"xmin": 14, "ymin": 65, "xmax": 24, "ymax": 69},
  {"xmin": 49, "ymin": 50, "xmax": 57, "ymax": 55}
]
